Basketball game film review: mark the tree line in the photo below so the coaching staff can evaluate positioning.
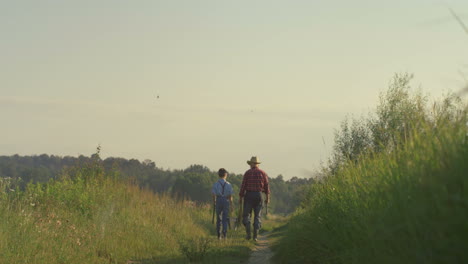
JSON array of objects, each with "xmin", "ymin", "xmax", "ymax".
[{"xmin": 0, "ymin": 154, "xmax": 311, "ymax": 214}]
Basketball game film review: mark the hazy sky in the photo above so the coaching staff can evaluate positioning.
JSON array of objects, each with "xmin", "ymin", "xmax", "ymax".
[{"xmin": 1, "ymin": 0, "xmax": 467, "ymax": 178}]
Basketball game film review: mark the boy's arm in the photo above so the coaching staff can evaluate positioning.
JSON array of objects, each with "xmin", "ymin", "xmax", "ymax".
[
  {"xmin": 227, "ymin": 195, "xmax": 233, "ymax": 212},
  {"xmin": 211, "ymin": 183, "xmax": 217, "ymax": 203}
]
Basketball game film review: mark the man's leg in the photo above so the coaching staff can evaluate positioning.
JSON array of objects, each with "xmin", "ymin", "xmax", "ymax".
[
  {"xmin": 242, "ymin": 195, "xmax": 253, "ymax": 240},
  {"xmin": 252, "ymin": 193, "xmax": 263, "ymax": 241}
]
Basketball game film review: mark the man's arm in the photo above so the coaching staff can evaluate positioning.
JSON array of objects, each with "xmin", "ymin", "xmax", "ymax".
[
  {"xmin": 263, "ymin": 172, "xmax": 270, "ymax": 204},
  {"xmin": 239, "ymin": 174, "xmax": 247, "ymax": 199}
]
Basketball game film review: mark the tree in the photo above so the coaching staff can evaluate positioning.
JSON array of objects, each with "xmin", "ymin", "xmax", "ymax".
[
  {"xmin": 330, "ymin": 73, "xmax": 428, "ymax": 171},
  {"xmin": 370, "ymin": 73, "xmax": 427, "ymax": 152}
]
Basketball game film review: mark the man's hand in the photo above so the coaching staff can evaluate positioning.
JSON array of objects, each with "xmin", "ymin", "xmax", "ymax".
[{"xmin": 265, "ymin": 196, "xmax": 269, "ymax": 204}]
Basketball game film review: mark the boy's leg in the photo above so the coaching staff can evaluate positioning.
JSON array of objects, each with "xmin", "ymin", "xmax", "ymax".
[
  {"xmin": 216, "ymin": 199, "xmax": 222, "ymax": 238},
  {"xmin": 221, "ymin": 199, "xmax": 229, "ymax": 238}
]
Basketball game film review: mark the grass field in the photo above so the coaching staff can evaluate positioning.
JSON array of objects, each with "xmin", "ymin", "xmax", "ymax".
[
  {"xmin": 0, "ymin": 160, "xmax": 260, "ymax": 264},
  {"xmin": 274, "ymin": 102, "xmax": 468, "ymax": 263}
]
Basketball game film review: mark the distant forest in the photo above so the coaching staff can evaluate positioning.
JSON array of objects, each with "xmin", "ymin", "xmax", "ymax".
[{"xmin": 0, "ymin": 153, "xmax": 312, "ymax": 214}]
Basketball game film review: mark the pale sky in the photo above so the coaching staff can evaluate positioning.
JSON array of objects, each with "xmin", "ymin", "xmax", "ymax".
[{"xmin": 1, "ymin": 0, "xmax": 467, "ymax": 178}]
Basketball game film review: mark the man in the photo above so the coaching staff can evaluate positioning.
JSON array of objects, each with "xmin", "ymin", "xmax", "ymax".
[
  {"xmin": 212, "ymin": 168, "xmax": 233, "ymax": 239},
  {"xmin": 239, "ymin": 156, "xmax": 270, "ymax": 241}
]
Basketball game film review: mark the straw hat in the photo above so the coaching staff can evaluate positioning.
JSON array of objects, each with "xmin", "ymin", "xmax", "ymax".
[{"xmin": 247, "ymin": 156, "xmax": 261, "ymax": 165}]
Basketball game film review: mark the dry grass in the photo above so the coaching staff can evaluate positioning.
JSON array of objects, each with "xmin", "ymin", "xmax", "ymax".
[{"xmin": 0, "ymin": 166, "xmax": 254, "ymax": 264}]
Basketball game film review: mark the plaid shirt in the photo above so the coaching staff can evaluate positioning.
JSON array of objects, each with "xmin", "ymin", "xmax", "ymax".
[{"xmin": 239, "ymin": 167, "xmax": 270, "ymax": 197}]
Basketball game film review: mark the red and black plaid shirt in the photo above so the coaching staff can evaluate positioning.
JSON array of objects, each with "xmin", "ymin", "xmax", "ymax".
[{"xmin": 239, "ymin": 167, "xmax": 270, "ymax": 197}]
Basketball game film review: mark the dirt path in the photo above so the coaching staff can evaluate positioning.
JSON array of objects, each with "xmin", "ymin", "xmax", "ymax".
[{"xmin": 247, "ymin": 232, "xmax": 274, "ymax": 264}]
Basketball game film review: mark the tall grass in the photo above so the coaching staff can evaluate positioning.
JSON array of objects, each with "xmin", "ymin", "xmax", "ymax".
[
  {"xmin": 0, "ymin": 159, "xmax": 252, "ymax": 263},
  {"xmin": 274, "ymin": 104, "xmax": 468, "ymax": 263}
]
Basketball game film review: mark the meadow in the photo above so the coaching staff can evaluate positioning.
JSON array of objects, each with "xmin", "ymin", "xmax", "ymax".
[
  {"xmin": 0, "ymin": 158, "xmax": 255, "ymax": 264},
  {"xmin": 2, "ymin": 74, "xmax": 466, "ymax": 264}
]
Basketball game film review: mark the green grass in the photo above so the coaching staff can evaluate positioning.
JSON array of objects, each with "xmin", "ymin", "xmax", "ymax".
[
  {"xmin": 274, "ymin": 113, "xmax": 468, "ymax": 263},
  {"xmin": 260, "ymin": 214, "xmax": 288, "ymax": 234},
  {"xmin": 0, "ymin": 163, "xmax": 255, "ymax": 264}
]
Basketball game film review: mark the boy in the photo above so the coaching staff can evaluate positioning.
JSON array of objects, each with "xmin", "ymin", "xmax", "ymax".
[{"xmin": 212, "ymin": 168, "xmax": 233, "ymax": 239}]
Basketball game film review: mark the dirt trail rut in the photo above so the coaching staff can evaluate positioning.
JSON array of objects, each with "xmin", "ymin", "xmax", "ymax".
[{"xmin": 247, "ymin": 233, "xmax": 273, "ymax": 264}]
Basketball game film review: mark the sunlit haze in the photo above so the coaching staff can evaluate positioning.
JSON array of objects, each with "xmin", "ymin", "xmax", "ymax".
[{"xmin": 1, "ymin": 0, "xmax": 467, "ymax": 178}]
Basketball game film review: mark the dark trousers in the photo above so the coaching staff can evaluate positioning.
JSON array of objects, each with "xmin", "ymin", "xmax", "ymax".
[
  {"xmin": 216, "ymin": 196, "xmax": 230, "ymax": 236},
  {"xmin": 242, "ymin": 192, "xmax": 263, "ymax": 232}
]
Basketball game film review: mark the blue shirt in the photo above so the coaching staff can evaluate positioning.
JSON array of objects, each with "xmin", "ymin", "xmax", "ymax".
[{"xmin": 212, "ymin": 179, "xmax": 233, "ymax": 197}]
